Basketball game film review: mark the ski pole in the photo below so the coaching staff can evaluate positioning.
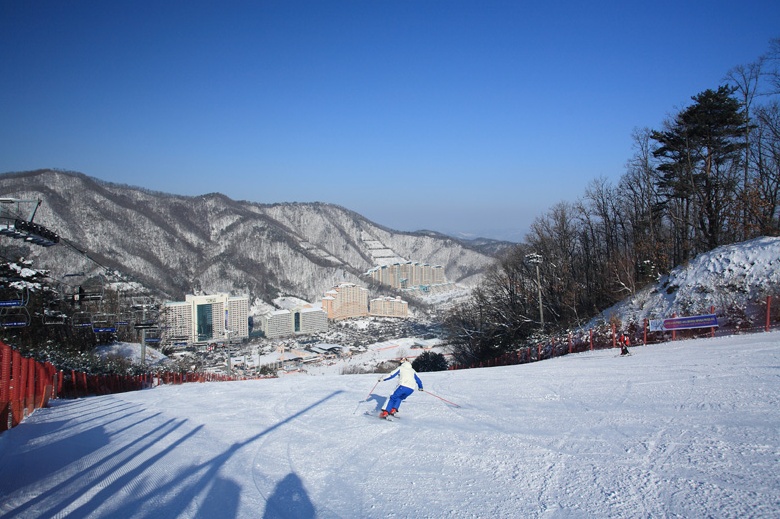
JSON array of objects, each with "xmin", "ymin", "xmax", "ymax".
[
  {"xmin": 353, "ymin": 378, "xmax": 381, "ymax": 414},
  {"xmin": 421, "ymin": 389, "xmax": 461, "ymax": 408},
  {"xmin": 365, "ymin": 379, "xmax": 380, "ymax": 400}
]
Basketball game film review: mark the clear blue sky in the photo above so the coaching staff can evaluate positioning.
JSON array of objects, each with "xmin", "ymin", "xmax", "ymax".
[{"xmin": 1, "ymin": 1, "xmax": 778, "ymax": 241}]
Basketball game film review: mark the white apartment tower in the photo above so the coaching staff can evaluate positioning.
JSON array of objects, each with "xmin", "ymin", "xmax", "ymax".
[
  {"xmin": 163, "ymin": 293, "xmax": 250, "ymax": 345},
  {"xmin": 261, "ymin": 309, "xmax": 294, "ymax": 339},
  {"xmin": 296, "ymin": 306, "xmax": 328, "ymax": 334},
  {"xmin": 258, "ymin": 305, "xmax": 328, "ymax": 338}
]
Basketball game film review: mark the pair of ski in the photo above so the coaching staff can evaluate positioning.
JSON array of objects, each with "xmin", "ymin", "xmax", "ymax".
[{"xmin": 364, "ymin": 410, "xmax": 400, "ymax": 421}]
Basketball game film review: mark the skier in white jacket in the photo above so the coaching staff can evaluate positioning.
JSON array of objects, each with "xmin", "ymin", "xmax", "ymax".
[{"xmin": 377, "ymin": 358, "xmax": 423, "ymax": 419}]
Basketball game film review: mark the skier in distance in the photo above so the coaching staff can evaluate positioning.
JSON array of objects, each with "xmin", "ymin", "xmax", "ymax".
[
  {"xmin": 377, "ymin": 357, "xmax": 423, "ymax": 419},
  {"xmin": 620, "ymin": 333, "xmax": 630, "ymax": 356}
]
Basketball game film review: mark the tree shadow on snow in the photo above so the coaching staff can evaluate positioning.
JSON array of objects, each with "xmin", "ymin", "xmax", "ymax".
[
  {"xmin": 1, "ymin": 390, "xmax": 343, "ymax": 519},
  {"xmin": 263, "ymin": 473, "xmax": 315, "ymax": 519}
]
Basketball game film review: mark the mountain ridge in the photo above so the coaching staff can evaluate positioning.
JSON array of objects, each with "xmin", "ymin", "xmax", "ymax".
[{"xmin": 0, "ymin": 169, "xmax": 500, "ymax": 302}]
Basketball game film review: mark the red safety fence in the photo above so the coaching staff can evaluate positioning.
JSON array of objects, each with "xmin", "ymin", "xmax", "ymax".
[
  {"xmin": 0, "ymin": 342, "xmax": 57, "ymax": 432},
  {"xmin": 449, "ymin": 295, "xmax": 780, "ymax": 370},
  {"xmin": 0, "ymin": 341, "xmax": 254, "ymax": 434}
]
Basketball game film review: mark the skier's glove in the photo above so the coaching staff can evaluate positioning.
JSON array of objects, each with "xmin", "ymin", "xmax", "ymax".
[
  {"xmin": 418, "ymin": 387, "xmax": 424, "ymax": 392},
  {"xmin": 378, "ymin": 376, "xmax": 384, "ymax": 382}
]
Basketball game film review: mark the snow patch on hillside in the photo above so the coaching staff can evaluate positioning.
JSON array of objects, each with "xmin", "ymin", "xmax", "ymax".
[{"xmin": 598, "ymin": 236, "xmax": 780, "ymax": 326}]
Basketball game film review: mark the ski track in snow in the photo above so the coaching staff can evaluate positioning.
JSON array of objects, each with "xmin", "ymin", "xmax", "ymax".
[{"xmin": 1, "ymin": 333, "xmax": 780, "ymax": 518}]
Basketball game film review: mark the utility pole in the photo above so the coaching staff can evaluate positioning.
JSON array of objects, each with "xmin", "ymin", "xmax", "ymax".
[{"xmin": 526, "ymin": 253, "xmax": 544, "ymax": 331}]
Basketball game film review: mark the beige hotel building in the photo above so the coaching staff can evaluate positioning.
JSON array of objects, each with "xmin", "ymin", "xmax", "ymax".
[
  {"xmin": 321, "ymin": 282, "xmax": 369, "ymax": 320},
  {"xmin": 366, "ymin": 261, "xmax": 446, "ymax": 290}
]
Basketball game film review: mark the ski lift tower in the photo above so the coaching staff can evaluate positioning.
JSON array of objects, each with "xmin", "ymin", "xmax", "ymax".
[
  {"xmin": 225, "ymin": 329, "xmax": 236, "ymax": 373},
  {"xmin": 132, "ymin": 296, "xmax": 158, "ymax": 365}
]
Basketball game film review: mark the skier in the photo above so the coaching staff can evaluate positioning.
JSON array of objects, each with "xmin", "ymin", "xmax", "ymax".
[
  {"xmin": 377, "ymin": 357, "xmax": 423, "ymax": 419},
  {"xmin": 620, "ymin": 334, "xmax": 630, "ymax": 356}
]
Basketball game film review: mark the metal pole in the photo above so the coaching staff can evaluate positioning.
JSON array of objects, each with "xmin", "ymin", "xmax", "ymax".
[
  {"xmin": 141, "ymin": 303, "xmax": 147, "ymax": 366},
  {"xmin": 535, "ymin": 262, "xmax": 544, "ymax": 331}
]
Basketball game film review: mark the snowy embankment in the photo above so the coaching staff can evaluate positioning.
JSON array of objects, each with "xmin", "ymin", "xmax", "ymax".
[
  {"xmin": 601, "ymin": 236, "xmax": 780, "ymax": 325},
  {"xmin": 1, "ymin": 332, "xmax": 779, "ymax": 518}
]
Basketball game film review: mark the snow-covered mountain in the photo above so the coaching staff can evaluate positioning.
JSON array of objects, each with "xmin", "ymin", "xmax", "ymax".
[
  {"xmin": 596, "ymin": 236, "xmax": 780, "ymax": 329},
  {"xmin": 0, "ymin": 170, "xmax": 498, "ymax": 301}
]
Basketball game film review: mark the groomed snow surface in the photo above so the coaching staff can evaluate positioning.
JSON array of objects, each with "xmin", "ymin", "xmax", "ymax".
[{"xmin": 2, "ymin": 332, "xmax": 779, "ymax": 518}]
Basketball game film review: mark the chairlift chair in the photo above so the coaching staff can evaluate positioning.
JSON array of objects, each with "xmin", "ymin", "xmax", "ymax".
[
  {"xmin": 76, "ymin": 284, "xmax": 104, "ymax": 303},
  {"xmin": 71, "ymin": 311, "xmax": 93, "ymax": 328},
  {"xmin": 91, "ymin": 313, "xmax": 117, "ymax": 333},
  {"xmin": 42, "ymin": 298, "xmax": 68, "ymax": 325},
  {"xmin": 115, "ymin": 311, "xmax": 132, "ymax": 327},
  {"xmin": 0, "ymin": 307, "xmax": 30, "ymax": 328},
  {"xmin": 131, "ymin": 296, "xmax": 155, "ymax": 309},
  {"xmin": 144, "ymin": 327, "xmax": 162, "ymax": 344},
  {"xmin": 0, "ymin": 285, "xmax": 29, "ymax": 308},
  {"xmin": 133, "ymin": 306, "xmax": 159, "ymax": 329},
  {"xmin": 42, "ymin": 309, "xmax": 68, "ymax": 325},
  {"xmin": 0, "ymin": 222, "xmax": 25, "ymax": 239}
]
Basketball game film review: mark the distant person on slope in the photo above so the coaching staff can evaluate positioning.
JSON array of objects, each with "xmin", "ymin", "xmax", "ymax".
[
  {"xmin": 620, "ymin": 334, "xmax": 630, "ymax": 356},
  {"xmin": 377, "ymin": 358, "xmax": 423, "ymax": 419}
]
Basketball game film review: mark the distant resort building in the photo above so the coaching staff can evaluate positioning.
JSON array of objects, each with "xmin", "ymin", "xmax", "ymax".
[
  {"xmin": 366, "ymin": 261, "xmax": 447, "ymax": 292},
  {"xmin": 369, "ymin": 296, "xmax": 408, "ymax": 318},
  {"xmin": 163, "ymin": 293, "xmax": 250, "ymax": 346},
  {"xmin": 320, "ymin": 282, "xmax": 409, "ymax": 320},
  {"xmin": 261, "ymin": 309, "xmax": 293, "ymax": 339},
  {"xmin": 321, "ymin": 282, "xmax": 369, "ymax": 320},
  {"xmin": 258, "ymin": 304, "xmax": 328, "ymax": 339}
]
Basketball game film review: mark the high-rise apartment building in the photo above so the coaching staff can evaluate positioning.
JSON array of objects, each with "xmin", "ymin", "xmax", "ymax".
[
  {"xmin": 163, "ymin": 293, "xmax": 250, "ymax": 345},
  {"xmin": 366, "ymin": 262, "xmax": 446, "ymax": 290},
  {"xmin": 369, "ymin": 296, "xmax": 409, "ymax": 318},
  {"xmin": 260, "ymin": 309, "xmax": 294, "ymax": 339},
  {"xmin": 296, "ymin": 306, "xmax": 328, "ymax": 334},
  {"xmin": 258, "ymin": 305, "xmax": 328, "ymax": 338},
  {"xmin": 321, "ymin": 282, "xmax": 369, "ymax": 320}
]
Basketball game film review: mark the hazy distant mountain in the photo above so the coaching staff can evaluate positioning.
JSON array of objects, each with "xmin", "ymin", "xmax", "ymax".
[{"xmin": 0, "ymin": 169, "xmax": 498, "ymax": 302}]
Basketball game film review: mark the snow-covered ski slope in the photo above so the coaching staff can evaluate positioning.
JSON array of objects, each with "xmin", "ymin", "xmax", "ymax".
[{"xmin": 1, "ymin": 332, "xmax": 779, "ymax": 518}]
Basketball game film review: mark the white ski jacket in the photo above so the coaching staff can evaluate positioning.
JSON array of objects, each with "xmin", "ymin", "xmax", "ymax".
[{"xmin": 382, "ymin": 361, "xmax": 423, "ymax": 390}]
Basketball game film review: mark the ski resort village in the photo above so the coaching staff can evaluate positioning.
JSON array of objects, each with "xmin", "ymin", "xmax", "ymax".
[{"xmin": 2, "ymin": 6, "xmax": 780, "ymax": 517}]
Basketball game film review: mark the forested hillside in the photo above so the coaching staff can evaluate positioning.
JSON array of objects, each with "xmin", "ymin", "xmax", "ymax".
[{"xmin": 443, "ymin": 40, "xmax": 780, "ymax": 364}]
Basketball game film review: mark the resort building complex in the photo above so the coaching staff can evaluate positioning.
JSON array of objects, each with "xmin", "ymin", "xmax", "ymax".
[
  {"xmin": 369, "ymin": 296, "xmax": 409, "ymax": 318},
  {"xmin": 320, "ymin": 282, "xmax": 409, "ymax": 320},
  {"xmin": 163, "ymin": 293, "xmax": 250, "ymax": 345},
  {"xmin": 366, "ymin": 261, "xmax": 446, "ymax": 291},
  {"xmin": 321, "ymin": 282, "xmax": 370, "ymax": 320},
  {"xmin": 257, "ymin": 304, "xmax": 329, "ymax": 339}
]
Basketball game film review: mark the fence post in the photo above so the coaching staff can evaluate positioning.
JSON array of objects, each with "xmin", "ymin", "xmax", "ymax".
[
  {"xmin": 767, "ymin": 296, "xmax": 772, "ymax": 332},
  {"xmin": 710, "ymin": 306, "xmax": 716, "ymax": 338},
  {"xmin": 643, "ymin": 319, "xmax": 648, "ymax": 345},
  {"xmin": 9, "ymin": 351, "xmax": 19, "ymax": 427},
  {"xmin": 0, "ymin": 343, "xmax": 11, "ymax": 432},
  {"xmin": 35, "ymin": 362, "xmax": 44, "ymax": 409},
  {"xmin": 19, "ymin": 356, "xmax": 27, "ymax": 419},
  {"xmin": 612, "ymin": 323, "xmax": 617, "ymax": 349},
  {"xmin": 672, "ymin": 313, "xmax": 677, "ymax": 341},
  {"xmin": 26, "ymin": 357, "xmax": 35, "ymax": 417},
  {"xmin": 589, "ymin": 329, "xmax": 593, "ymax": 351}
]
